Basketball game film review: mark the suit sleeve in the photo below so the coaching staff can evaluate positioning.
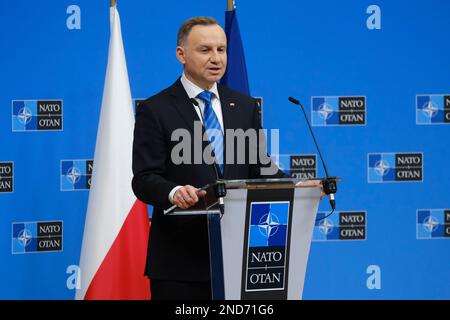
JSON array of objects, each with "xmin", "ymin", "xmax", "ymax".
[
  {"xmin": 249, "ymin": 99, "xmax": 288, "ymax": 179},
  {"xmin": 132, "ymin": 101, "xmax": 177, "ymax": 209}
]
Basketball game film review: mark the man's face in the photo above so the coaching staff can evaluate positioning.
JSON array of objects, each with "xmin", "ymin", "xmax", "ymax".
[{"xmin": 176, "ymin": 24, "xmax": 227, "ymax": 90}]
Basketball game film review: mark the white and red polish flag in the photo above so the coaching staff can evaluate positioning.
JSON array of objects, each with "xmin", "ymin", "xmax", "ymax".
[{"xmin": 76, "ymin": 4, "xmax": 150, "ymax": 300}]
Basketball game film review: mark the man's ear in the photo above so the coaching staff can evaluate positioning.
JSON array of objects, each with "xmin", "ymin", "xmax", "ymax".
[{"xmin": 176, "ymin": 46, "xmax": 186, "ymax": 65}]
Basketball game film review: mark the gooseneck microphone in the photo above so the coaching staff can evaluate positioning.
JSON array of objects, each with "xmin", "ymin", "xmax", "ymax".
[
  {"xmin": 288, "ymin": 97, "xmax": 337, "ymax": 210},
  {"xmin": 190, "ymin": 98, "xmax": 226, "ymax": 216}
]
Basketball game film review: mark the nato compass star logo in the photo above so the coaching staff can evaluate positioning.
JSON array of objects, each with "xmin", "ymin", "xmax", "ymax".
[
  {"xmin": 417, "ymin": 209, "xmax": 448, "ymax": 239},
  {"xmin": 61, "ymin": 160, "xmax": 93, "ymax": 191},
  {"xmin": 422, "ymin": 215, "xmax": 439, "ymax": 233},
  {"xmin": 416, "ymin": 94, "xmax": 450, "ymax": 125},
  {"xmin": 17, "ymin": 107, "xmax": 33, "ymax": 124},
  {"xmin": 422, "ymin": 101, "xmax": 439, "ymax": 118},
  {"xmin": 374, "ymin": 160, "xmax": 390, "ymax": 176},
  {"xmin": 318, "ymin": 102, "xmax": 334, "ymax": 120},
  {"xmin": 248, "ymin": 202, "xmax": 289, "ymax": 248},
  {"xmin": 18, "ymin": 228, "xmax": 32, "ymax": 247},
  {"xmin": 318, "ymin": 218, "xmax": 334, "ymax": 235},
  {"xmin": 66, "ymin": 166, "xmax": 81, "ymax": 184},
  {"xmin": 258, "ymin": 212, "xmax": 280, "ymax": 238}
]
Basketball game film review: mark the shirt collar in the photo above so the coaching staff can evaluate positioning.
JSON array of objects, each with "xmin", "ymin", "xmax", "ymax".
[{"xmin": 180, "ymin": 72, "xmax": 220, "ymax": 101}]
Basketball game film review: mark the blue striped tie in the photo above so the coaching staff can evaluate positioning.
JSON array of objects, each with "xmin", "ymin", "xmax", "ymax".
[{"xmin": 197, "ymin": 91, "xmax": 224, "ymax": 174}]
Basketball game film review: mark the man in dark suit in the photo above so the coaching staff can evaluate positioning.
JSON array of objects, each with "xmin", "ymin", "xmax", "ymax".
[{"xmin": 132, "ymin": 16, "xmax": 284, "ymax": 300}]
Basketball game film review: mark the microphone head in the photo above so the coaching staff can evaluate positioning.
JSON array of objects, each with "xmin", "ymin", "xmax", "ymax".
[
  {"xmin": 189, "ymin": 98, "xmax": 199, "ymax": 106},
  {"xmin": 288, "ymin": 97, "xmax": 300, "ymax": 105}
]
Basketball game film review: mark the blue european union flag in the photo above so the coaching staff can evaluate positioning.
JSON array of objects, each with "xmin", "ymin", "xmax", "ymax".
[{"xmin": 221, "ymin": 8, "xmax": 250, "ymax": 95}]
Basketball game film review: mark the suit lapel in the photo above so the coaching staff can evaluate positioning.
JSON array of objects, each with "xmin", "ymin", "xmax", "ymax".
[
  {"xmin": 169, "ymin": 79, "xmax": 202, "ymax": 133},
  {"xmin": 218, "ymin": 84, "xmax": 235, "ymax": 131},
  {"xmin": 218, "ymin": 84, "xmax": 238, "ymax": 178}
]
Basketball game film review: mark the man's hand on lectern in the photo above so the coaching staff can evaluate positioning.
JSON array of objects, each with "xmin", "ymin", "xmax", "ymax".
[{"xmin": 173, "ymin": 185, "xmax": 207, "ymax": 209}]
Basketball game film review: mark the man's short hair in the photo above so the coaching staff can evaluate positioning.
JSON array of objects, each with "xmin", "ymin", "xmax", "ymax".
[{"xmin": 177, "ymin": 16, "xmax": 219, "ymax": 46}]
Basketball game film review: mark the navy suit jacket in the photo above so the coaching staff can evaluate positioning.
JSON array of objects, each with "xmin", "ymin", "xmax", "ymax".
[{"xmin": 132, "ymin": 79, "xmax": 284, "ymax": 281}]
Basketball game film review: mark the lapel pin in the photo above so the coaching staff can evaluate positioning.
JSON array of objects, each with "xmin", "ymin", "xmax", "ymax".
[{"xmin": 229, "ymin": 102, "xmax": 235, "ymax": 107}]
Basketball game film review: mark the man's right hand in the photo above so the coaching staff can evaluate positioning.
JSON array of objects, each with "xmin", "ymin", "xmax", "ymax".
[{"xmin": 172, "ymin": 185, "xmax": 207, "ymax": 209}]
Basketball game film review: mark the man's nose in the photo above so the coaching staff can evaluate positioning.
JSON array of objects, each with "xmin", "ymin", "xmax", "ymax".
[{"xmin": 210, "ymin": 50, "xmax": 220, "ymax": 63}]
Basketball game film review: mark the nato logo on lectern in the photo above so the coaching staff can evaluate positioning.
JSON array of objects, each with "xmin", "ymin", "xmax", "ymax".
[
  {"xmin": 417, "ymin": 209, "xmax": 450, "ymax": 239},
  {"xmin": 312, "ymin": 96, "xmax": 366, "ymax": 126},
  {"xmin": 416, "ymin": 94, "xmax": 450, "ymax": 124},
  {"xmin": 245, "ymin": 202, "xmax": 290, "ymax": 291},
  {"xmin": 368, "ymin": 152, "xmax": 423, "ymax": 183},
  {"xmin": 12, "ymin": 100, "xmax": 63, "ymax": 131},
  {"xmin": 0, "ymin": 162, "xmax": 13, "ymax": 193},
  {"xmin": 61, "ymin": 160, "xmax": 93, "ymax": 191},
  {"xmin": 313, "ymin": 211, "xmax": 367, "ymax": 241},
  {"xmin": 12, "ymin": 221, "xmax": 63, "ymax": 254}
]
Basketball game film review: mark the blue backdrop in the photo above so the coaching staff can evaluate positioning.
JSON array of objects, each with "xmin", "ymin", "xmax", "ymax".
[{"xmin": 1, "ymin": 0, "xmax": 449, "ymax": 299}]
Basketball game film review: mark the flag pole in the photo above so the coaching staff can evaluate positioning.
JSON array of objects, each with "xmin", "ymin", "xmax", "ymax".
[
  {"xmin": 111, "ymin": 0, "xmax": 116, "ymax": 7},
  {"xmin": 227, "ymin": 0, "xmax": 235, "ymax": 11}
]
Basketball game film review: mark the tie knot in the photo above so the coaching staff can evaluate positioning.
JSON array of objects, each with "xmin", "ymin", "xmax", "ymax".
[{"xmin": 197, "ymin": 91, "xmax": 213, "ymax": 104}]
